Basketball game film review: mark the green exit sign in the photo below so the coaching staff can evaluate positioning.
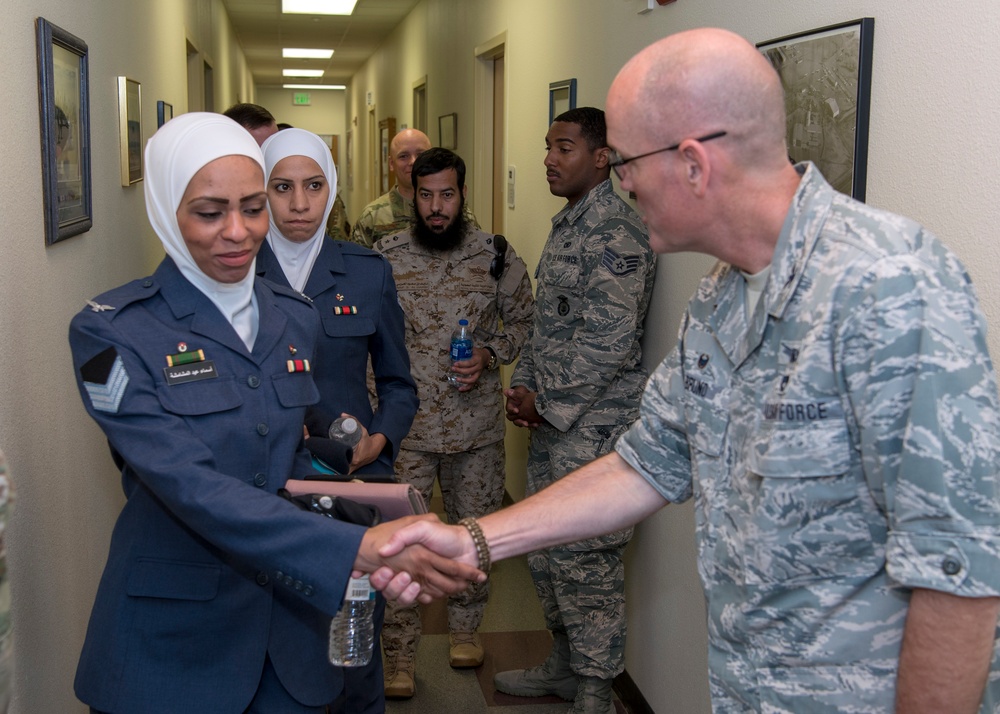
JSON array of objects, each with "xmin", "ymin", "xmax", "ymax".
[{"xmin": 293, "ymin": 92, "xmax": 311, "ymax": 106}]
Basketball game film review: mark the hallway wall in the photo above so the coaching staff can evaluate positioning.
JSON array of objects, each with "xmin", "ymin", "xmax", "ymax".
[
  {"xmin": 0, "ymin": 1, "xmax": 254, "ymax": 711},
  {"xmin": 345, "ymin": 1, "xmax": 1000, "ymax": 712},
  {"xmin": 0, "ymin": 0, "xmax": 997, "ymax": 712}
]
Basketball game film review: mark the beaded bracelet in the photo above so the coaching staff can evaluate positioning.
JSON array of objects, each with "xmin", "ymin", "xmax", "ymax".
[{"xmin": 458, "ymin": 517, "xmax": 491, "ymax": 573}]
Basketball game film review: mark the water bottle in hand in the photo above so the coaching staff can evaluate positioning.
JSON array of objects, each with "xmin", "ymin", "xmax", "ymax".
[
  {"xmin": 328, "ymin": 416, "xmax": 362, "ymax": 448},
  {"xmin": 329, "ymin": 575, "xmax": 376, "ymax": 666},
  {"xmin": 447, "ymin": 319, "xmax": 473, "ymax": 388}
]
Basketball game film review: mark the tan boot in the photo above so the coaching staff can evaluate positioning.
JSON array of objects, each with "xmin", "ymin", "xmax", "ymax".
[
  {"xmin": 570, "ymin": 676, "xmax": 616, "ymax": 714},
  {"xmin": 449, "ymin": 630, "xmax": 484, "ymax": 667},
  {"xmin": 493, "ymin": 630, "xmax": 577, "ymax": 700},
  {"xmin": 384, "ymin": 655, "xmax": 416, "ymax": 699}
]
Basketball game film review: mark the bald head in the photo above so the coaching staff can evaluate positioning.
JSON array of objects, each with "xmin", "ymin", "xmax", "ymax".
[
  {"xmin": 608, "ymin": 28, "xmax": 788, "ymax": 170},
  {"xmin": 389, "ymin": 129, "xmax": 432, "ymax": 198}
]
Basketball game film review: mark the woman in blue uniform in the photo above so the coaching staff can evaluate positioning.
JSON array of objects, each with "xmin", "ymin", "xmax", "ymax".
[
  {"xmin": 68, "ymin": 113, "xmax": 474, "ymax": 713},
  {"xmin": 256, "ymin": 127, "xmax": 418, "ymax": 714},
  {"xmin": 257, "ymin": 128, "xmax": 417, "ymax": 475}
]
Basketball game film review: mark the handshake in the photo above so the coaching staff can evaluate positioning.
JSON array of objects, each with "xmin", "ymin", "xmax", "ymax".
[{"xmin": 352, "ymin": 514, "xmax": 486, "ymax": 605}]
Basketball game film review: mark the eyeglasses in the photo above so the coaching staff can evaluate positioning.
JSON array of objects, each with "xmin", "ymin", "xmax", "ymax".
[{"xmin": 608, "ymin": 131, "xmax": 728, "ymax": 180}]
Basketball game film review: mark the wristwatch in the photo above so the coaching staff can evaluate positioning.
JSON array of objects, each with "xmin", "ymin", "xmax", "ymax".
[{"xmin": 485, "ymin": 346, "xmax": 498, "ymax": 370}]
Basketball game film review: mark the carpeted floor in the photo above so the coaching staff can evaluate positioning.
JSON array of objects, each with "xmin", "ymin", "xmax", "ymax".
[{"xmin": 384, "ymin": 496, "xmax": 624, "ymax": 713}]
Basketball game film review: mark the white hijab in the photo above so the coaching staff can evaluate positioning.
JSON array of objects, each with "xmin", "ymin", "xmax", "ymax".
[
  {"xmin": 260, "ymin": 128, "xmax": 338, "ymax": 292},
  {"xmin": 144, "ymin": 112, "xmax": 265, "ymax": 349}
]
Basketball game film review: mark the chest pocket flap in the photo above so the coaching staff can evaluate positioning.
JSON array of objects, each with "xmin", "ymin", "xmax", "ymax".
[
  {"xmin": 322, "ymin": 315, "xmax": 376, "ymax": 338},
  {"xmin": 157, "ymin": 378, "xmax": 242, "ymax": 416}
]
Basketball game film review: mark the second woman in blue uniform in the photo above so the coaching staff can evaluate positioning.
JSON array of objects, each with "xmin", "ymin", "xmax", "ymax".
[{"xmin": 257, "ymin": 128, "xmax": 417, "ymax": 476}]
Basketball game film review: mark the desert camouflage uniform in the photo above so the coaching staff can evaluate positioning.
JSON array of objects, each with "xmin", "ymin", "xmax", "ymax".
[
  {"xmin": 375, "ymin": 226, "xmax": 534, "ymax": 660},
  {"xmin": 350, "ymin": 185, "xmax": 479, "ymax": 249},
  {"xmin": 514, "ymin": 178, "xmax": 654, "ymax": 680},
  {"xmin": 616, "ymin": 163, "xmax": 1000, "ymax": 712}
]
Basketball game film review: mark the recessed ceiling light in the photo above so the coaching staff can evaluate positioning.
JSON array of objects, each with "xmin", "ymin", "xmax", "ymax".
[
  {"xmin": 283, "ymin": 69, "xmax": 325, "ymax": 77},
  {"xmin": 283, "ymin": 84, "xmax": 346, "ymax": 90},
  {"xmin": 282, "ymin": 0, "xmax": 358, "ymax": 15},
  {"xmin": 283, "ymin": 48, "xmax": 335, "ymax": 59}
]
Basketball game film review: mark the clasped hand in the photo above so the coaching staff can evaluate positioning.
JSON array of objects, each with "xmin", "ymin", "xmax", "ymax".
[{"xmin": 355, "ymin": 514, "xmax": 482, "ymax": 605}]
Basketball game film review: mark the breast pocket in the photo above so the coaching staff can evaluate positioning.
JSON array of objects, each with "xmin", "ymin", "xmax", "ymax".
[
  {"xmin": 157, "ymin": 378, "xmax": 243, "ymax": 416},
  {"xmin": 322, "ymin": 315, "xmax": 375, "ymax": 339},
  {"xmin": 743, "ymin": 422, "xmax": 880, "ymax": 586},
  {"xmin": 271, "ymin": 372, "xmax": 320, "ymax": 408}
]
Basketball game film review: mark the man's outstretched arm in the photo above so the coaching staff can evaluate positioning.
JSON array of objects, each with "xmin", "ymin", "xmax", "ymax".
[{"xmin": 374, "ymin": 451, "xmax": 668, "ymax": 575}]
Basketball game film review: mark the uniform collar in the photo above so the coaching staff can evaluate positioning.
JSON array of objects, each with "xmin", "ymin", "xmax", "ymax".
[{"xmin": 551, "ymin": 178, "xmax": 613, "ymax": 229}]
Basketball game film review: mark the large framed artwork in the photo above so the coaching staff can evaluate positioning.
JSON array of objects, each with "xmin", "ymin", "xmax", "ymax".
[
  {"xmin": 36, "ymin": 17, "xmax": 92, "ymax": 246},
  {"xmin": 757, "ymin": 18, "xmax": 874, "ymax": 201}
]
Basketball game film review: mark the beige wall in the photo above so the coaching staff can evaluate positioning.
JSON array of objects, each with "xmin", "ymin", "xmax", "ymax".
[
  {"xmin": 1, "ymin": 0, "xmax": 999, "ymax": 711},
  {"xmin": 0, "ymin": 0, "xmax": 253, "ymax": 711},
  {"xmin": 344, "ymin": 0, "xmax": 1000, "ymax": 712},
  {"xmin": 255, "ymin": 87, "xmax": 349, "ymax": 177}
]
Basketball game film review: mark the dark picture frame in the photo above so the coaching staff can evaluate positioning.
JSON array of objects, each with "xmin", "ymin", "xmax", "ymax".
[
  {"xmin": 36, "ymin": 17, "xmax": 92, "ymax": 246},
  {"xmin": 438, "ymin": 113, "xmax": 457, "ymax": 150},
  {"xmin": 156, "ymin": 100, "xmax": 173, "ymax": 128},
  {"xmin": 757, "ymin": 18, "xmax": 875, "ymax": 201},
  {"xmin": 118, "ymin": 77, "xmax": 143, "ymax": 186},
  {"xmin": 548, "ymin": 78, "xmax": 577, "ymax": 124}
]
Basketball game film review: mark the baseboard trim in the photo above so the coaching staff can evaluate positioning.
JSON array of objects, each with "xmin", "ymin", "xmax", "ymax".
[{"xmin": 614, "ymin": 669, "xmax": 654, "ymax": 714}]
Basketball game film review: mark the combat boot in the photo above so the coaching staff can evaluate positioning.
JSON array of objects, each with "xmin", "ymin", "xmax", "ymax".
[
  {"xmin": 493, "ymin": 630, "xmax": 577, "ymax": 700},
  {"xmin": 570, "ymin": 676, "xmax": 616, "ymax": 714},
  {"xmin": 383, "ymin": 654, "xmax": 416, "ymax": 699}
]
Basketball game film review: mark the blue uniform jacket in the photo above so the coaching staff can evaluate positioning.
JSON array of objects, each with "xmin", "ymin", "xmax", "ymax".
[
  {"xmin": 70, "ymin": 257, "xmax": 366, "ymax": 713},
  {"xmin": 256, "ymin": 238, "xmax": 418, "ymax": 473}
]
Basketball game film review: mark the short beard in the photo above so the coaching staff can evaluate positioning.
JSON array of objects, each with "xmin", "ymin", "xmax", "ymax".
[{"xmin": 412, "ymin": 203, "xmax": 469, "ymax": 252}]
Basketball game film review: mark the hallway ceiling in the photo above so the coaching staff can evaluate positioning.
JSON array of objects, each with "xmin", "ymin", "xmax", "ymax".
[{"xmin": 222, "ymin": 0, "xmax": 421, "ymax": 88}]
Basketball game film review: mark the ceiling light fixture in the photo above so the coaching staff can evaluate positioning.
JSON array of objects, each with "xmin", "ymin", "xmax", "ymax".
[
  {"xmin": 283, "ymin": 84, "xmax": 346, "ymax": 90},
  {"xmin": 282, "ymin": 0, "xmax": 358, "ymax": 15},
  {"xmin": 283, "ymin": 69, "xmax": 324, "ymax": 77},
  {"xmin": 283, "ymin": 48, "xmax": 335, "ymax": 59}
]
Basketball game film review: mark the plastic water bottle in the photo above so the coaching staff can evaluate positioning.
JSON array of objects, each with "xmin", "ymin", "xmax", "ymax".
[
  {"xmin": 447, "ymin": 319, "xmax": 473, "ymax": 387},
  {"xmin": 328, "ymin": 416, "xmax": 362, "ymax": 448},
  {"xmin": 329, "ymin": 575, "xmax": 376, "ymax": 666}
]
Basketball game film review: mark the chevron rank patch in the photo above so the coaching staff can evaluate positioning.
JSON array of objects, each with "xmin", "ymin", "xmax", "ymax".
[
  {"xmin": 81, "ymin": 347, "xmax": 129, "ymax": 414},
  {"xmin": 601, "ymin": 247, "xmax": 641, "ymax": 276}
]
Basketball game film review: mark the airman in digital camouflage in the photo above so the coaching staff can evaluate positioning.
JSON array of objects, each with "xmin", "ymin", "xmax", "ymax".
[
  {"xmin": 374, "ymin": 148, "xmax": 534, "ymax": 699},
  {"xmin": 497, "ymin": 107, "xmax": 654, "ymax": 714}
]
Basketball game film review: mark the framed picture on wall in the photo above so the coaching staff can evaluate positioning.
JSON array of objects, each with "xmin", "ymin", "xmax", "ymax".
[
  {"xmin": 156, "ymin": 100, "xmax": 173, "ymax": 128},
  {"xmin": 548, "ymin": 78, "xmax": 577, "ymax": 124},
  {"xmin": 117, "ymin": 77, "xmax": 143, "ymax": 186},
  {"xmin": 757, "ymin": 18, "xmax": 875, "ymax": 201},
  {"xmin": 36, "ymin": 17, "xmax": 93, "ymax": 246},
  {"xmin": 438, "ymin": 113, "xmax": 456, "ymax": 150}
]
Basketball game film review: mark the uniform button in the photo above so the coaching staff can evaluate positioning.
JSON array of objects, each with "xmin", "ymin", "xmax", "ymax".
[
  {"xmin": 247, "ymin": 375, "xmax": 261, "ymax": 388},
  {"xmin": 257, "ymin": 423, "xmax": 269, "ymax": 436},
  {"xmin": 142, "ymin": 279, "xmax": 154, "ymax": 288},
  {"xmin": 276, "ymin": 571, "xmax": 284, "ymax": 579},
  {"xmin": 284, "ymin": 575, "xmax": 294, "ymax": 586},
  {"xmin": 942, "ymin": 558, "xmax": 962, "ymax": 576},
  {"xmin": 256, "ymin": 572, "xmax": 269, "ymax": 586},
  {"xmin": 294, "ymin": 580, "xmax": 304, "ymax": 591},
  {"xmin": 253, "ymin": 473, "xmax": 267, "ymax": 487},
  {"xmin": 304, "ymin": 586, "xmax": 315, "ymax": 596}
]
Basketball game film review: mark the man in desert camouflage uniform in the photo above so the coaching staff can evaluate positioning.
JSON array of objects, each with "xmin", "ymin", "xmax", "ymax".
[
  {"xmin": 496, "ymin": 107, "xmax": 654, "ymax": 714},
  {"xmin": 351, "ymin": 128, "xmax": 477, "ymax": 248},
  {"xmin": 375, "ymin": 148, "xmax": 534, "ymax": 699},
  {"xmin": 380, "ymin": 28, "xmax": 1000, "ymax": 714}
]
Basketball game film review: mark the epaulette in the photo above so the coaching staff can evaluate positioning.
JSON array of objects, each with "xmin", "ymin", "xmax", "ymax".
[
  {"xmin": 335, "ymin": 240, "xmax": 382, "ymax": 259},
  {"xmin": 374, "ymin": 229, "xmax": 413, "ymax": 254},
  {"xmin": 79, "ymin": 276, "xmax": 161, "ymax": 319},
  {"xmin": 265, "ymin": 280, "xmax": 315, "ymax": 305}
]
